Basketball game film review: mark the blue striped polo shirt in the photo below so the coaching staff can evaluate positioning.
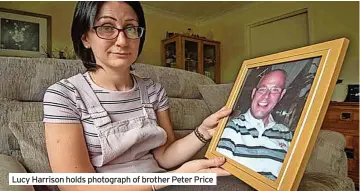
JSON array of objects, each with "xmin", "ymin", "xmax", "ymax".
[{"xmin": 216, "ymin": 109, "xmax": 292, "ymax": 180}]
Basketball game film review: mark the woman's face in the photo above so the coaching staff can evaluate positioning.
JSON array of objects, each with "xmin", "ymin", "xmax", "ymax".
[{"xmin": 82, "ymin": 1, "xmax": 140, "ymax": 70}]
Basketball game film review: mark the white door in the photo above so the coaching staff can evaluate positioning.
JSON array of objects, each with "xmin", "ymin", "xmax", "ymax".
[{"xmin": 249, "ymin": 11, "xmax": 309, "ymax": 58}]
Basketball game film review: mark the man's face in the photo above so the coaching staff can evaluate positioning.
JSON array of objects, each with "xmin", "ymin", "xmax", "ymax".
[{"xmin": 250, "ymin": 71, "xmax": 286, "ymax": 120}]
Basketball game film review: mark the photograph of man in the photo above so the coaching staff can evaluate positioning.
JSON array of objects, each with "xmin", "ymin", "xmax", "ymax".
[{"xmin": 216, "ymin": 69, "xmax": 293, "ymax": 181}]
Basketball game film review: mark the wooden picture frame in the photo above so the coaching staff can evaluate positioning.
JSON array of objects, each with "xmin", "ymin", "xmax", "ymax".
[
  {"xmin": 0, "ymin": 8, "xmax": 51, "ymax": 58},
  {"xmin": 206, "ymin": 38, "xmax": 349, "ymax": 191}
]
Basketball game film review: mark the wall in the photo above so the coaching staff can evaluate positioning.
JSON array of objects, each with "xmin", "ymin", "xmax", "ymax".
[
  {"xmin": 0, "ymin": 1, "xmax": 76, "ymax": 57},
  {"xmin": 0, "ymin": 2, "xmax": 197, "ymax": 65},
  {"xmin": 137, "ymin": 6, "xmax": 197, "ymax": 65},
  {"xmin": 198, "ymin": 1, "xmax": 359, "ymax": 86},
  {"xmin": 0, "ymin": 2, "xmax": 358, "ymax": 84}
]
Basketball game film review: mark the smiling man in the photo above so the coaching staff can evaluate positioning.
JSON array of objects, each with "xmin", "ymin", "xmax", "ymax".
[{"xmin": 216, "ymin": 69, "xmax": 293, "ymax": 181}]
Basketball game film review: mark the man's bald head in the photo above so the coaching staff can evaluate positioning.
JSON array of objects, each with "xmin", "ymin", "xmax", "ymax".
[{"xmin": 257, "ymin": 69, "xmax": 287, "ymax": 89}]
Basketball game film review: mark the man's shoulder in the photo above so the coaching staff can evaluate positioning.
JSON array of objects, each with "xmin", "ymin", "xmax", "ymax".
[
  {"xmin": 269, "ymin": 122, "xmax": 293, "ymax": 142},
  {"xmin": 233, "ymin": 113, "xmax": 246, "ymax": 120},
  {"xmin": 231, "ymin": 113, "xmax": 246, "ymax": 122},
  {"xmin": 228, "ymin": 114, "xmax": 248, "ymax": 127},
  {"xmin": 272, "ymin": 122, "xmax": 290, "ymax": 132}
]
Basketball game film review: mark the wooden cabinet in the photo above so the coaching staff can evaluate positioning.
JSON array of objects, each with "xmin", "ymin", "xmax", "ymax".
[
  {"xmin": 161, "ymin": 34, "xmax": 221, "ymax": 83},
  {"xmin": 321, "ymin": 102, "xmax": 359, "ymax": 188}
]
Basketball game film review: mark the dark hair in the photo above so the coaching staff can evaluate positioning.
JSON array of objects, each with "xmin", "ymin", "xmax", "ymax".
[{"xmin": 71, "ymin": 1, "xmax": 146, "ymax": 70}]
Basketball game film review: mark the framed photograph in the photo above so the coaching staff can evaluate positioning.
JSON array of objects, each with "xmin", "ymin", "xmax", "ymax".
[
  {"xmin": 206, "ymin": 38, "xmax": 349, "ymax": 191},
  {"xmin": 0, "ymin": 8, "xmax": 51, "ymax": 57}
]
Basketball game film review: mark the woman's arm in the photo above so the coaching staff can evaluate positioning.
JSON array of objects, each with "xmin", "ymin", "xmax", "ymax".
[
  {"xmin": 45, "ymin": 123, "xmax": 158, "ymax": 191},
  {"xmin": 151, "ymin": 109, "xmax": 204, "ymax": 169},
  {"xmin": 46, "ymin": 123, "xmax": 228, "ymax": 191},
  {"xmin": 152, "ymin": 108, "xmax": 231, "ymax": 169}
]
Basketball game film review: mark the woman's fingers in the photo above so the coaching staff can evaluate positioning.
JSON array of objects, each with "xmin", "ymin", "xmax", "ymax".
[
  {"xmin": 207, "ymin": 168, "xmax": 231, "ymax": 176},
  {"xmin": 180, "ymin": 157, "xmax": 230, "ymax": 176},
  {"xmin": 213, "ymin": 108, "xmax": 232, "ymax": 121},
  {"xmin": 198, "ymin": 160, "xmax": 231, "ymax": 176},
  {"xmin": 219, "ymin": 106, "xmax": 228, "ymax": 111},
  {"xmin": 202, "ymin": 107, "xmax": 232, "ymax": 127},
  {"xmin": 197, "ymin": 157, "xmax": 226, "ymax": 169}
]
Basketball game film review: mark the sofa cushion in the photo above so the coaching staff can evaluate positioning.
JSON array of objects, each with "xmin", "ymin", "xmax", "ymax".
[
  {"xmin": 298, "ymin": 172, "xmax": 355, "ymax": 191},
  {"xmin": 0, "ymin": 57, "xmax": 85, "ymax": 101},
  {"xmin": 0, "ymin": 57, "xmax": 215, "ymax": 101},
  {"xmin": 198, "ymin": 83, "xmax": 233, "ymax": 113},
  {"xmin": 8, "ymin": 121, "xmax": 60, "ymax": 191},
  {"xmin": 8, "ymin": 121, "xmax": 51, "ymax": 174},
  {"xmin": 168, "ymin": 98, "xmax": 211, "ymax": 130},
  {"xmin": 0, "ymin": 101, "xmax": 43, "ymax": 159},
  {"xmin": 305, "ymin": 130, "xmax": 348, "ymax": 177},
  {"xmin": 0, "ymin": 154, "xmax": 34, "ymax": 191},
  {"xmin": 133, "ymin": 63, "xmax": 215, "ymax": 99}
]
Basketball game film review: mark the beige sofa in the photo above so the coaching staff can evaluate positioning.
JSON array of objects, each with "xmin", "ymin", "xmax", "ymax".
[{"xmin": 0, "ymin": 57, "xmax": 355, "ymax": 191}]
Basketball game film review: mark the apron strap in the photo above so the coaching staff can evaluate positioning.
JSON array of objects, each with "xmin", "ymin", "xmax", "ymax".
[
  {"xmin": 133, "ymin": 76, "xmax": 157, "ymax": 119},
  {"xmin": 67, "ymin": 73, "xmax": 111, "ymax": 127}
]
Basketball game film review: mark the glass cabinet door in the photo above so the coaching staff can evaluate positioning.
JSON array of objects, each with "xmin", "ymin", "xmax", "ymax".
[
  {"xmin": 183, "ymin": 38, "xmax": 200, "ymax": 73},
  {"xmin": 162, "ymin": 35, "xmax": 220, "ymax": 83},
  {"xmin": 203, "ymin": 43, "xmax": 217, "ymax": 82},
  {"xmin": 164, "ymin": 41, "xmax": 177, "ymax": 68}
]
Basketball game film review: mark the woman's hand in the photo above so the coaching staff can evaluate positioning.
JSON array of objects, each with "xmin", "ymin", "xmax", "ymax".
[
  {"xmin": 198, "ymin": 107, "xmax": 232, "ymax": 139},
  {"xmin": 176, "ymin": 157, "xmax": 230, "ymax": 176}
]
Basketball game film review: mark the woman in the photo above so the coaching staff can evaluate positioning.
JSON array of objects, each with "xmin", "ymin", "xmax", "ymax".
[{"xmin": 44, "ymin": 1, "xmax": 232, "ymax": 191}]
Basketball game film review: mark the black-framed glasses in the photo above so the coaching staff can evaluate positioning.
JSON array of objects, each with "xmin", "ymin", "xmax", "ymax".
[
  {"xmin": 93, "ymin": 26, "xmax": 145, "ymax": 40},
  {"xmin": 256, "ymin": 87, "xmax": 283, "ymax": 94}
]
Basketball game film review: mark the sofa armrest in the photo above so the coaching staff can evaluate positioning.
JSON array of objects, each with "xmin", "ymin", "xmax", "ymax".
[
  {"xmin": 0, "ymin": 154, "xmax": 34, "ymax": 191},
  {"xmin": 306, "ymin": 130, "xmax": 348, "ymax": 177},
  {"xmin": 299, "ymin": 172, "xmax": 355, "ymax": 191}
]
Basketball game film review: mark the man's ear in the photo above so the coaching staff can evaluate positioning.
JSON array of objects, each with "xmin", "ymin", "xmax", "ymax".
[
  {"xmin": 280, "ymin": 89, "xmax": 287, "ymax": 100},
  {"xmin": 251, "ymin": 88, "xmax": 256, "ymax": 99},
  {"xmin": 81, "ymin": 34, "xmax": 90, "ymax": 49}
]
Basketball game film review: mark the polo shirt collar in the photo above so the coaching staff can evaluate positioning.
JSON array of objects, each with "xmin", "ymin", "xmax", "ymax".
[{"xmin": 244, "ymin": 109, "xmax": 276, "ymax": 131}]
